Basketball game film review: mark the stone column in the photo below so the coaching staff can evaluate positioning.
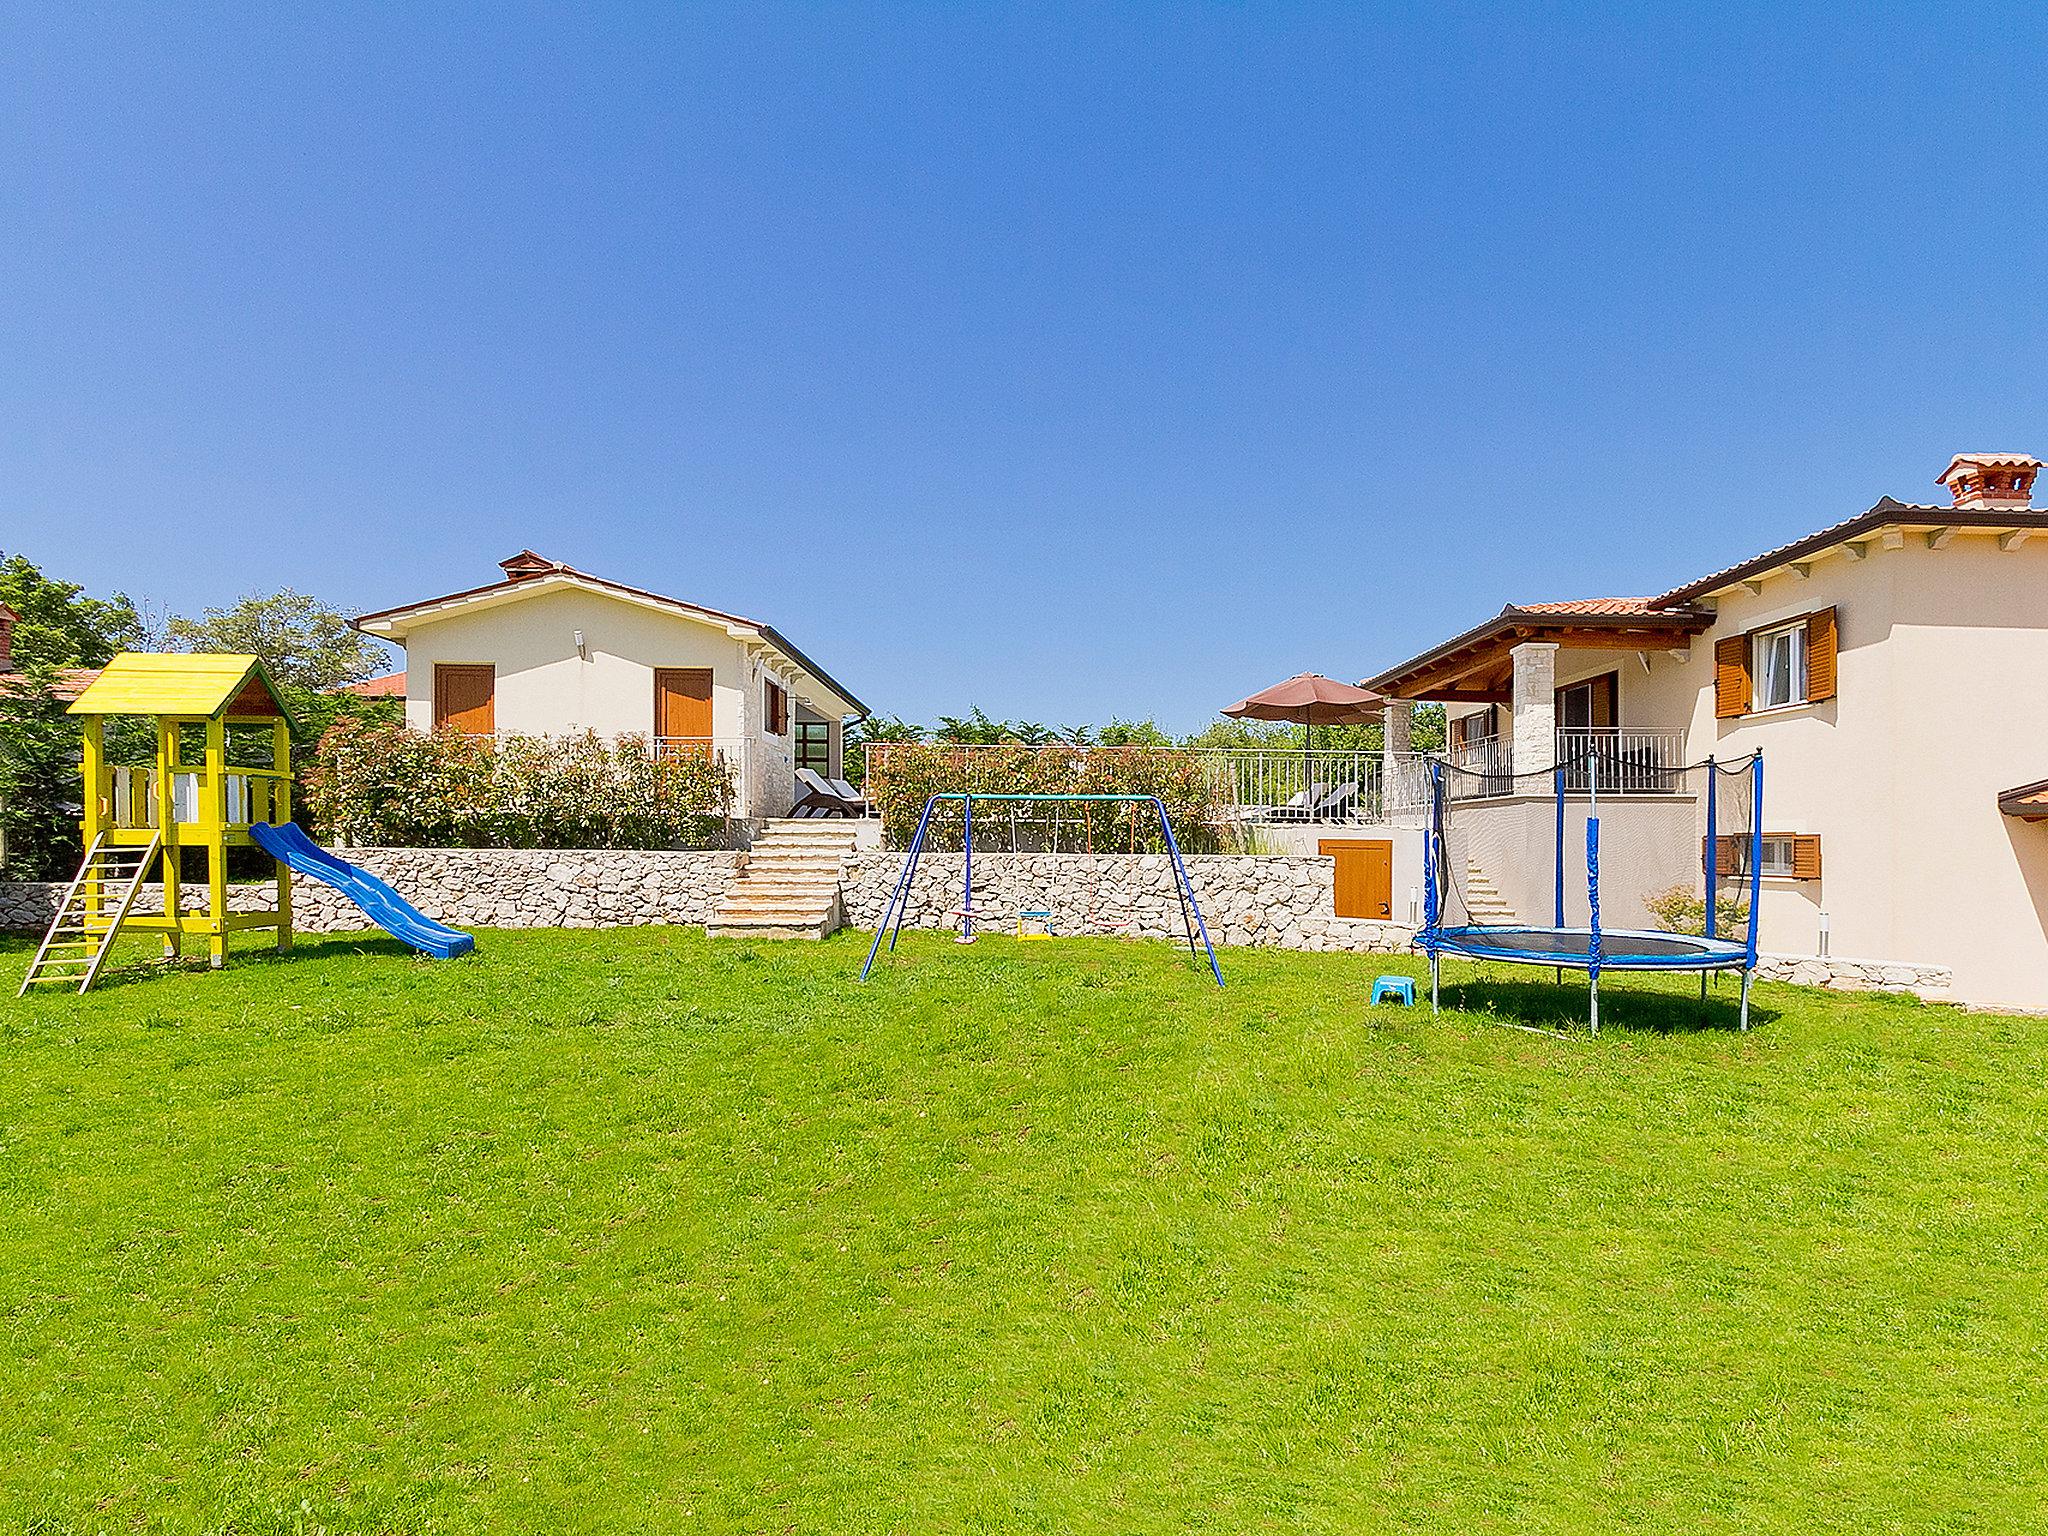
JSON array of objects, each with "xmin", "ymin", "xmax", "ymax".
[
  {"xmin": 1381, "ymin": 698, "xmax": 1413, "ymax": 811},
  {"xmin": 1510, "ymin": 641, "xmax": 1558, "ymax": 779}
]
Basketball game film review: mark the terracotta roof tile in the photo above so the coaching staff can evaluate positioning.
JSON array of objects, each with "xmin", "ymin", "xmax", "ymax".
[
  {"xmin": 0, "ymin": 666, "xmax": 101, "ymax": 702},
  {"xmin": 1512, "ymin": 598, "xmax": 1655, "ymax": 617},
  {"xmin": 339, "ymin": 670, "xmax": 406, "ymax": 698}
]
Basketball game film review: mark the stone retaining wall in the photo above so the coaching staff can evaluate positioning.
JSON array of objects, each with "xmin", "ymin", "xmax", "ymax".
[
  {"xmin": 841, "ymin": 850, "xmax": 1413, "ymax": 952},
  {"xmin": 1754, "ymin": 951, "xmax": 1952, "ymax": 998},
  {"xmin": 0, "ymin": 847, "xmax": 1957, "ymax": 998},
  {"xmin": 0, "ymin": 848, "xmax": 739, "ymax": 935}
]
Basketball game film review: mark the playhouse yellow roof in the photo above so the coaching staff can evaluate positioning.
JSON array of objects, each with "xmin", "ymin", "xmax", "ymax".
[{"xmin": 68, "ymin": 653, "xmax": 293, "ymax": 722}]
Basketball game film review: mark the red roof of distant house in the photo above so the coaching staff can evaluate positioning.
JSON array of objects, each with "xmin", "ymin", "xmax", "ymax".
[
  {"xmin": 340, "ymin": 670, "xmax": 406, "ymax": 698},
  {"xmin": 0, "ymin": 667, "xmax": 101, "ymax": 702}
]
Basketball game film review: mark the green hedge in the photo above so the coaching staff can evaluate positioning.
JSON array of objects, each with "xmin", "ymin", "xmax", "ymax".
[
  {"xmin": 306, "ymin": 720, "xmax": 735, "ymax": 849},
  {"xmin": 865, "ymin": 743, "xmax": 1231, "ymax": 852}
]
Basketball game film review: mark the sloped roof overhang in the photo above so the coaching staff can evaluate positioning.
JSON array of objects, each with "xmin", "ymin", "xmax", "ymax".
[
  {"xmin": 1360, "ymin": 606, "xmax": 1713, "ymax": 703},
  {"xmin": 354, "ymin": 567, "xmax": 868, "ymax": 717}
]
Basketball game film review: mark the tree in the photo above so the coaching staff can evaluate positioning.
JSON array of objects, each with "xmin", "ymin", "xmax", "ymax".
[
  {"xmin": 167, "ymin": 589, "xmax": 386, "ymax": 692},
  {"xmin": 0, "ymin": 553, "xmax": 142, "ymax": 669},
  {"xmin": 843, "ymin": 713, "xmax": 925, "ymax": 788},
  {"xmin": 0, "ymin": 554, "xmax": 145, "ymax": 879},
  {"xmin": 1097, "ymin": 717, "xmax": 1175, "ymax": 747}
]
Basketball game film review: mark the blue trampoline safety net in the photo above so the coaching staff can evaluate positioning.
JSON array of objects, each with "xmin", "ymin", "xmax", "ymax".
[{"xmin": 1421, "ymin": 750, "xmax": 1762, "ymax": 974}]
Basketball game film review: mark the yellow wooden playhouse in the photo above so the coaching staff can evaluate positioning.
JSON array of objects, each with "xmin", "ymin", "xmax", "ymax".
[{"xmin": 18, "ymin": 653, "xmax": 295, "ymax": 994}]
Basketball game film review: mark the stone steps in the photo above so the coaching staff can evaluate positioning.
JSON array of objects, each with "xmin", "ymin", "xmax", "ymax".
[
  {"xmin": 707, "ymin": 823, "xmax": 858, "ymax": 940},
  {"xmin": 1462, "ymin": 862, "xmax": 1516, "ymax": 924}
]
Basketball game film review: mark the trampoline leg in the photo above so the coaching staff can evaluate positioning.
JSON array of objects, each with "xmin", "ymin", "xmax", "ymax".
[
  {"xmin": 1430, "ymin": 951, "xmax": 1440, "ymax": 1016},
  {"xmin": 1739, "ymin": 969, "xmax": 1752, "ymax": 1032},
  {"xmin": 1589, "ymin": 972, "xmax": 1600, "ymax": 1036}
]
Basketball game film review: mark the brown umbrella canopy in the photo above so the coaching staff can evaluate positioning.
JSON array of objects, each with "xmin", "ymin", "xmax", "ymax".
[
  {"xmin": 1223, "ymin": 672, "xmax": 1382, "ymax": 725},
  {"xmin": 1223, "ymin": 673, "xmax": 1383, "ymax": 749}
]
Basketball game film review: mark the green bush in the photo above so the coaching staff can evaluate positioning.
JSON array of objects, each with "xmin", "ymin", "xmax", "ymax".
[
  {"xmin": 1645, "ymin": 883, "xmax": 1749, "ymax": 937},
  {"xmin": 865, "ymin": 743, "xmax": 1232, "ymax": 853},
  {"xmin": 306, "ymin": 720, "xmax": 735, "ymax": 849}
]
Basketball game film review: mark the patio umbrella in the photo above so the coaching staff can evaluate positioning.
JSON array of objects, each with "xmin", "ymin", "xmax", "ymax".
[{"xmin": 1222, "ymin": 672, "xmax": 1383, "ymax": 751}]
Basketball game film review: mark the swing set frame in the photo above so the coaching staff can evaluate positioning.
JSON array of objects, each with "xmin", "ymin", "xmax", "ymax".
[{"xmin": 859, "ymin": 793, "xmax": 1225, "ymax": 986}]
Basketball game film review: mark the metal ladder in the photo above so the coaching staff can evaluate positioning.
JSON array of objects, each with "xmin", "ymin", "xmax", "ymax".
[{"xmin": 17, "ymin": 833, "xmax": 163, "ymax": 997}]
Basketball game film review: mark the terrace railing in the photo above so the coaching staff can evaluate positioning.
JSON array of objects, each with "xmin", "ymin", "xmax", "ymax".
[
  {"xmin": 1556, "ymin": 727, "xmax": 1688, "ymax": 794},
  {"xmin": 860, "ymin": 742, "xmax": 1433, "ymax": 826},
  {"xmin": 1441, "ymin": 734, "xmax": 1514, "ymax": 798}
]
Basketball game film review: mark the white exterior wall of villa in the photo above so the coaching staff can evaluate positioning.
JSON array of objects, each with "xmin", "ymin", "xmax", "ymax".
[
  {"xmin": 1667, "ymin": 535, "xmax": 2048, "ymax": 1012},
  {"xmin": 1415, "ymin": 533, "xmax": 2048, "ymax": 1009},
  {"xmin": 394, "ymin": 586, "xmax": 824, "ymax": 818}
]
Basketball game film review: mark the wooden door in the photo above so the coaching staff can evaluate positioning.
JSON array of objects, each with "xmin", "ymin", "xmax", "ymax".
[
  {"xmin": 1320, "ymin": 838, "xmax": 1393, "ymax": 920},
  {"xmin": 433, "ymin": 664, "xmax": 495, "ymax": 734},
  {"xmin": 654, "ymin": 668, "xmax": 714, "ymax": 754}
]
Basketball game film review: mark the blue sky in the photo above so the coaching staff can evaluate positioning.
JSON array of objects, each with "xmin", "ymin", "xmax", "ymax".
[{"xmin": 5, "ymin": 3, "xmax": 2045, "ymax": 731}]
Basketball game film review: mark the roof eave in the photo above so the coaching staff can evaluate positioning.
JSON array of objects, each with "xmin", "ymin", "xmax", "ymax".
[
  {"xmin": 1360, "ymin": 607, "xmax": 1709, "ymax": 698},
  {"xmin": 354, "ymin": 571, "xmax": 869, "ymax": 719},
  {"xmin": 1653, "ymin": 501, "xmax": 2048, "ymax": 606}
]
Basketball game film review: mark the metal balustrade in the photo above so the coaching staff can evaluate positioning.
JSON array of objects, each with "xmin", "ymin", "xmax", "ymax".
[
  {"xmin": 860, "ymin": 742, "xmax": 1435, "ymax": 825},
  {"xmin": 1555, "ymin": 728, "xmax": 1689, "ymax": 793}
]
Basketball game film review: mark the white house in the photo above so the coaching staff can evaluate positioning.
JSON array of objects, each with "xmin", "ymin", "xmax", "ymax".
[
  {"xmin": 1362, "ymin": 452, "xmax": 2048, "ymax": 1012},
  {"xmin": 353, "ymin": 550, "xmax": 868, "ymax": 819}
]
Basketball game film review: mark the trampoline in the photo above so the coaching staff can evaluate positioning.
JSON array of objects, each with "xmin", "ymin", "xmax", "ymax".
[{"xmin": 1419, "ymin": 749, "xmax": 1764, "ymax": 1031}]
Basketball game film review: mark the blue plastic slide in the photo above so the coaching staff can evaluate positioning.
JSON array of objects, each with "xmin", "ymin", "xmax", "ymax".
[{"xmin": 250, "ymin": 822, "xmax": 476, "ymax": 958}]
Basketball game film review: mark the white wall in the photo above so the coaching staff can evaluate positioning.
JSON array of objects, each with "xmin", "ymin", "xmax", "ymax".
[
  {"xmin": 1417, "ymin": 533, "xmax": 2048, "ymax": 1009},
  {"xmin": 397, "ymin": 586, "xmax": 816, "ymax": 818},
  {"xmin": 1659, "ymin": 535, "xmax": 2048, "ymax": 1010}
]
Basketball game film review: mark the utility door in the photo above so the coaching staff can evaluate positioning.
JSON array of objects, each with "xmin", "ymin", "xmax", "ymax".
[
  {"xmin": 654, "ymin": 668, "xmax": 714, "ymax": 752},
  {"xmin": 1320, "ymin": 838, "xmax": 1393, "ymax": 920},
  {"xmin": 433, "ymin": 664, "xmax": 496, "ymax": 734}
]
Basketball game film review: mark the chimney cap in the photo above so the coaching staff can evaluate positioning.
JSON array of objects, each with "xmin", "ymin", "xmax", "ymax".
[
  {"xmin": 1937, "ymin": 452, "xmax": 2039, "ymax": 511},
  {"xmin": 1938, "ymin": 451, "xmax": 2041, "ymax": 481},
  {"xmin": 498, "ymin": 549, "xmax": 562, "ymax": 580}
]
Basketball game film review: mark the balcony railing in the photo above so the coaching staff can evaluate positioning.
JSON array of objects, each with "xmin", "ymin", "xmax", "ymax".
[
  {"xmin": 1436, "ymin": 728, "xmax": 1690, "ymax": 799},
  {"xmin": 860, "ymin": 742, "xmax": 1433, "ymax": 826},
  {"xmin": 1441, "ymin": 734, "xmax": 1514, "ymax": 798},
  {"xmin": 1556, "ymin": 727, "xmax": 1688, "ymax": 793}
]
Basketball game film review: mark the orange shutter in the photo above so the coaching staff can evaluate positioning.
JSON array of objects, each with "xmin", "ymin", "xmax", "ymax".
[
  {"xmin": 1703, "ymin": 834, "xmax": 1746, "ymax": 874},
  {"xmin": 1714, "ymin": 635, "xmax": 1749, "ymax": 719},
  {"xmin": 1805, "ymin": 607, "xmax": 1838, "ymax": 702},
  {"xmin": 1791, "ymin": 834, "xmax": 1822, "ymax": 880}
]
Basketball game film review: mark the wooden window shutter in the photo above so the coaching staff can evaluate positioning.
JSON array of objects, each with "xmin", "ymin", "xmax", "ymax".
[
  {"xmin": 1714, "ymin": 635, "xmax": 1749, "ymax": 719},
  {"xmin": 1704, "ymin": 834, "xmax": 1745, "ymax": 874},
  {"xmin": 1594, "ymin": 671, "xmax": 1618, "ymax": 729},
  {"xmin": 1805, "ymin": 607, "xmax": 1838, "ymax": 702},
  {"xmin": 1791, "ymin": 834, "xmax": 1822, "ymax": 881}
]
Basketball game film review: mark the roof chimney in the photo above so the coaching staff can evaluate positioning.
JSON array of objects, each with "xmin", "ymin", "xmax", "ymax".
[
  {"xmin": 1937, "ymin": 452, "xmax": 2039, "ymax": 511},
  {"xmin": 0, "ymin": 603, "xmax": 14, "ymax": 671},
  {"xmin": 498, "ymin": 550, "xmax": 560, "ymax": 581}
]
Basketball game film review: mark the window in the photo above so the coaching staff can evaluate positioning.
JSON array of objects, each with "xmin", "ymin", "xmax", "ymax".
[
  {"xmin": 763, "ymin": 679, "xmax": 789, "ymax": 736},
  {"xmin": 1450, "ymin": 706, "xmax": 1497, "ymax": 749},
  {"xmin": 1759, "ymin": 833, "xmax": 1822, "ymax": 880},
  {"xmin": 1718, "ymin": 608, "xmax": 1837, "ymax": 719},
  {"xmin": 795, "ymin": 720, "xmax": 830, "ymax": 774},
  {"xmin": 1752, "ymin": 621, "xmax": 1806, "ymax": 711}
]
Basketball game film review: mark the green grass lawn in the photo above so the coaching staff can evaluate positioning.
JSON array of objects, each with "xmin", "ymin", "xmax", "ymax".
[{"xmin": 4, "ymin": 927, "xmax": 2047, "ymax": 1534}]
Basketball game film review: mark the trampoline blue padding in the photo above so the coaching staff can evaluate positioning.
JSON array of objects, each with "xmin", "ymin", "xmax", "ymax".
[{"xmin": 1425, "ymin": 925, "xmax": 1752, "ymax": 971}]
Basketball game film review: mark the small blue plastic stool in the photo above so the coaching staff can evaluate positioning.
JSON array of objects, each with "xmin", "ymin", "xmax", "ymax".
[{"xmin": 1370, "ymin": 974, "xmax": 1416, "ymax": 1007}]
